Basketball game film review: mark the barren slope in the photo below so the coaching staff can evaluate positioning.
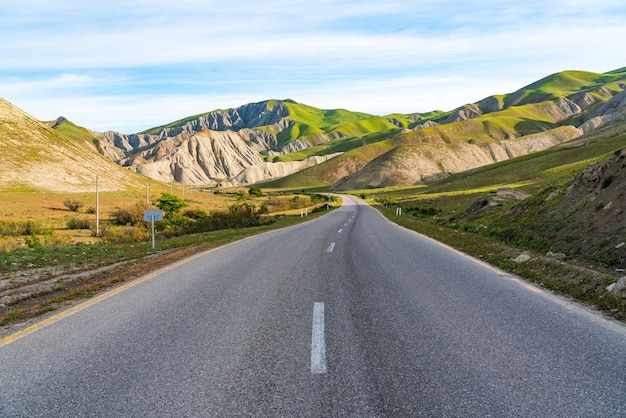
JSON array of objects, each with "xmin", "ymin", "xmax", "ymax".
[{"xmin": 0, "ymin": 99, "xmax": 151, "ymax": 192}]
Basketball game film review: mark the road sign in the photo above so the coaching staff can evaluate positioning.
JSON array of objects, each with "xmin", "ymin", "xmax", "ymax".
[
  {"xmin": 144, "ymin": 210, "xmax": 164, "ymax": 249},
  {"xmin": 143, "ymin": 210, "xmax": 163, "ymax": 222}
]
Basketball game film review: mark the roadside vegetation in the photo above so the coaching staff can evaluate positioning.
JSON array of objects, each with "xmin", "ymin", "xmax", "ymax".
[
  {"xmin": 355, "ymin": 131, "xmax": 626, "ymax": 321},
  {"xmin": 0, "ymin": 187, "xmax": 339, "ymax": 327}
]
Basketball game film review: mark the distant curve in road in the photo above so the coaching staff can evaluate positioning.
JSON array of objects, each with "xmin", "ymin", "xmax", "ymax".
[{"xmin": 1, "ymin": 195, "xmax": 625, "ymax": 416}]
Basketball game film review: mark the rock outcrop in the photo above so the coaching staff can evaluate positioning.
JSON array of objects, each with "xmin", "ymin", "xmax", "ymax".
[
  {"xmin": 221, "ymin": 154, "xmax": 341, "ymax": 187},
  {"xmin": 580, "ymin": 89, "xmax": 626, "ymax": 134},
  {"xmin": 90, "ymin": 70, "xmax": 626, "ymax": 189},
  {"xmin": 93, "ymin": 100, "xmax": 334, "ymax": 186},
  {"xmin": 331, "ymin": 126, "xmax": 582, "ymax": 190}
]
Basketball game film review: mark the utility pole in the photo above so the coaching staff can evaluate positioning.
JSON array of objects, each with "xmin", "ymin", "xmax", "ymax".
[{"xmin": 95, "ymin": 175, "xmax": 100, "ymax": 236}]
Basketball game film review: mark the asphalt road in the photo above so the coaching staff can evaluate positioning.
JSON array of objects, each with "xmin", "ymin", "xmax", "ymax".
[{"xmin": 1, "ymin": 195, "xmax": 625, "ymax": 417}]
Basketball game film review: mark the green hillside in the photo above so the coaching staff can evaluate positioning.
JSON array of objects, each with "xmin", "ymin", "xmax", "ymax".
[
  {"xmin": 49, "ymin": 118, "xmax": 103, "ymax": 149},
  {"xmin": 503, "ymin": 69, "xmax": 626, "ymax": 107},
  {"xmin": 258, "ymin": 68, "xmax": 626, "ymax": 188},
  {"xmin": 136, "ymin": 99, "xmax": 407, "ymax": 159}
]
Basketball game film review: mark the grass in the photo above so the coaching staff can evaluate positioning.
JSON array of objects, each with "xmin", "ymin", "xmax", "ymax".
[
  {"xmin": 503, "ymin": 70, "xmax": 626, "ymax": 107},
  {"xmin": 0, "ymin": 199, "xmax": 341, "ymax": 326},
  {"xmin": 373, "ymin": 202, "xmax": 624, "ymax": 320},
  {"xmin": 346, "ymin": 126, "xmax": 626, "ymax": 320}
]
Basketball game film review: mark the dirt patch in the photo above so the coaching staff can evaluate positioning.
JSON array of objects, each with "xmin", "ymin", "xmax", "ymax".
[{"xmin": 0, "ymin": 245, "xmax": 211, "ymax": 338}]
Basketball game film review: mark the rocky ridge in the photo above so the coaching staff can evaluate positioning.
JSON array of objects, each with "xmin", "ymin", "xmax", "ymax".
[
  {"xmin": 328, "ymin": 73, "xmax": 626, "ymax": 190},
  {"xmin": 39, "ymin": 68, "xmax": 626, "ymax": 189},
  {"xmin": 93, "ymin": 100, "xmax": 337, "ymax": 186}
]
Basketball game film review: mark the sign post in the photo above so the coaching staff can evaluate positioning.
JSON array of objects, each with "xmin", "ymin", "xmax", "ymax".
[{"xmin": 143, "ymin": 210, "xmax": 164, "ymax": 249}]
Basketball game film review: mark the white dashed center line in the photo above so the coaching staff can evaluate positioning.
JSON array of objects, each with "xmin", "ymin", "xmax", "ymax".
[
  {"xmin": 311, "ymin": 302, "xmax": 327, "ymax": 374},
  {"xmin": 327, "ymin": 242, "xmax": 335, "ymax": 252}
]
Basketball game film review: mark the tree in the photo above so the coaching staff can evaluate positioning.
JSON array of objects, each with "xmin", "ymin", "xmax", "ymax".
[
  {"xmin": 155, "ymin": 193, "xmax": 187, "ymax": 218},
  {"xmin": 248, "ymin": 186, "xmax": 263, "ymax": 197}
]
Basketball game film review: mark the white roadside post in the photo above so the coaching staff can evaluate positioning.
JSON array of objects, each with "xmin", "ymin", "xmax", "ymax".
[{"xmin": 143, "ymin": 210, "xmax": 164, "ymax": 250}]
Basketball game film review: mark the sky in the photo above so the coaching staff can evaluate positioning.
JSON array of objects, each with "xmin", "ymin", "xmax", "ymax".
[{"xmin": 1, "ymin": 0, "xmax": 625, "ymax": 134}]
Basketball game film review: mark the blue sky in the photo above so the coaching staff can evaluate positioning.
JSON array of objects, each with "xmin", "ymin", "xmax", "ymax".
[{"xmin": 1, "ymin": 0, "xmax": 625, "ymax": 133}]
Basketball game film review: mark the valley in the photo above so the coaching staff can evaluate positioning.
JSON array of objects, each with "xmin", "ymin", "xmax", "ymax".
[{"xmin": 1, "ymin": 67, "xmax": 625, "ymax": 326}]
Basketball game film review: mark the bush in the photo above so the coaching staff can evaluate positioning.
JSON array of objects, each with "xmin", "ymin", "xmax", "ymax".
[
  {"xmin": 63, "ymin": 198, "xmax": 84, "ymax": 212},
  {"xmin": 266, "ymin": 195, "xmax": 312, "ymax": 211},
  {"xmin": 0, "ymin": 220, "xmax": 50, "ymax": 237},
  {"xmin": 0, "ymin": 237, "xmax": 22, "ymax": 252},
  {"xmin": 249, "ymin": 187, "xmax": 263, "ymax": 197},
  {"xmin": 110, "ymin": 203, "xmax": 146, "ymax": 226},
  {"xmin": 155, "ymin": 193, "xmax": 187, "ymax": 218},
  {"xmin": 197, "ymin": 202, "xmax": 269, "ymax": 231},
  {"xmin": 158, "ymin": 216, "xmax": 194, "ymax": 237},
  {"xmin": 25, "ymin": 233, "xmax": 42, "ymax": 248},
  {"xmin": 183, "ymin": 208, "xmax": 208, "ymax": 220},
  {"xmin": 43, "ymin": 232, "xmax": 71, "ymax": 247},
  {"xmin": 101, "ymin": 225, "xmax": 151, "ymax": 244},
  {"xmin": 66, "ymin": 217, "xmax": 92, "ymax": 230},
  {"xmin": 601, "ymin": 175, "xmax": 614, "ymax": 189}
]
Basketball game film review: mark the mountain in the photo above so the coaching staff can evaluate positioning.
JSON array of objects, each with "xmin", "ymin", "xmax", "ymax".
[
  {"xmin": 92, "ymin": 99, "xmax": 407, "ymax": 186},
  {"xmin": 3, "ymin": 67, "xmax": 625, "ymax": 192},
  {"xmin": 0, "ymin": 99, "xmax": 153, "ymax": 192},
  {"xmin": 91, "ymin": 68, "xmax": 625, "ymax": 190},
  {"xmin": 273, "ymin": 68, "xmax": 626, "ymax": 190}
]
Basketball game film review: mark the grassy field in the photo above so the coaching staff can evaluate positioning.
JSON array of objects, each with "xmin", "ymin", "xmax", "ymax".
[
  {"xmin": 0, "ymin": 184, "xmax": 231, "ymax": 237},
  {"xmin": 0, "ymin": 186, "xmax": 340, "ymax": 327}
]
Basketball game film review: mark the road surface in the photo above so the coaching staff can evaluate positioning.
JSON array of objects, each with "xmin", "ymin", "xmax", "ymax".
[{"xmin": 1, "ymin": 195, "xmax": 625, "ymax": 416}]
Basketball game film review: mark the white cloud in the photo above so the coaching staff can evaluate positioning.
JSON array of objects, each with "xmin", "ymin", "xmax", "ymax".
[{"xmin": 1, "ymin": 0, "xmax": 625, "ymax": 131}]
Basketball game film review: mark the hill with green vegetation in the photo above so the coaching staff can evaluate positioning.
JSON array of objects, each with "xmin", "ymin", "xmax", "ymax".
[
  {"xmin": 92, "ymin": 98, "xmax": 420, "ymax": 186},
  {"xmin": 89, "ymin": 68, "xmax": 625, "ymax": 189},
  {"xmin": 3, "ymin": 67, "xmax": 626, "ymax": 192},
  {"xmin": 358, "ymin": 111, "xmax": 626, "ymax": 319},
  {"xmin": 265, "ymin": 68, "xmax": 626, "ymax": 190}
]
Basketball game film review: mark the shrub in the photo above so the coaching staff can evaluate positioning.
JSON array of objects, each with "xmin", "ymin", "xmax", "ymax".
[
  {"xmin": 110, "ymin": 203, "xmax": 146, "ymax": 226},
  {"xmin": 197, "ymin": 202, "xmax": 269, "ymax": 231},
  {"xmin": 43, "ymin": 232, "xmax": 71, "ymax": 247},
  {"xmin": 63, "ymin": 198, "xmax": 84, "ymax": 212},
  {"xmin": 249, "ymin": 186, "xmax": 263, "ymax": 197},
  {"xmin": 183, "ymin": 208, "xmax": 208, "ymax": 220},
  {"xmin": 266, "ymin": 195, "xmax": 312, "ymax": 211},
  {"xmin": 25, "ymin": 233, "xmax": 42, "ymax": 248},
  {"xmin": 0, "ymin": 237, "xmax": 22, "ymax": 252},
  {"xmin": 158, "ymin": 216, "xmax": 194, "ymax": 237},
  {"xmin": 101, "ymin": 225, "xmax": 151, "ymax": 244},
  {"xmin": 601, "ymin": 175, "xmax": 614, "ymax": 189},
  {"xmin": 66, "ymin": 217, "xmax": 92, "ymax": 230},
  {"xmin": 0, "ymin": 220, "xmax": 50, "ymax": 237},
  {"xmin": 155, "ymin": 193, "xmax": 187, "ymax": 218}
]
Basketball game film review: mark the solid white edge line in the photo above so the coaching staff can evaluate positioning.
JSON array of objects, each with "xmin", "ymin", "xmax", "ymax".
[{"xmin": 311, "ymin": 302, "xmax": 327, "ymax": 374}]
